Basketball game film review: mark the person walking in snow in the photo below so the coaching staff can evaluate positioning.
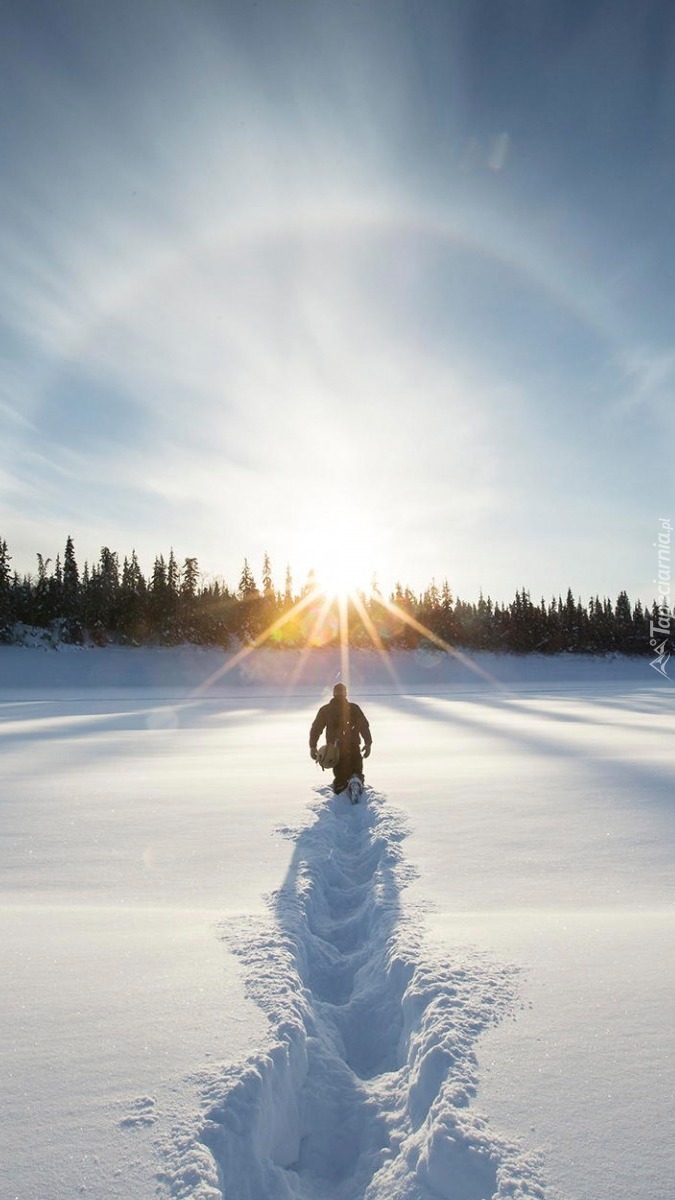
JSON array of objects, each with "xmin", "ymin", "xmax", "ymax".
[{"xmin": 309, "ymin": 682, "xmax": 372, "ymax": 795}]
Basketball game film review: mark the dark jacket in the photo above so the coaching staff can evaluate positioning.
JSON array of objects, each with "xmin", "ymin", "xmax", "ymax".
[{"xmin": 309, "ymin": 696, "xmax": 371, "ymax": 754}]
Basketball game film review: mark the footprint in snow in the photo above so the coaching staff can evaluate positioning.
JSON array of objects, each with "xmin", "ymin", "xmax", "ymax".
[{"xmin": 119, "ymin": 1096, "xmax": 157, "ymax": 1130}]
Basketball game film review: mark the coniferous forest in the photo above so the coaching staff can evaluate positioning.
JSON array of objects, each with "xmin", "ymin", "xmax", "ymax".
[{"xmin": 0, "ymin": 533, "xmax": 653, "ymax": 656}]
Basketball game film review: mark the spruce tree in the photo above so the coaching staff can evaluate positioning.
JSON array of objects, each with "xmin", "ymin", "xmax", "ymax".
[
  {"xmin": 63, "ymin": 536, "xmax": 80, "ymax": 616},
  {"xmin": 238, "ymin": 558, "xmax": 258, "ymax": 598},
  {"xmin": 284, "ymin": 564, "xmax": 293, "ymax": 605},
  {"xmin": 181, "ymin": 557, "xmax": 199, "ymax": 598},
  {"xmin": 149, "ymin": 555, "xmax": 168, "ymax": 638},
  {"xmin": 301, "ymin": 568, "xmax": 317, "ymax": 598},
  {"xmin": 34, "ymin": 554, "xmax": 53, "ymax": 627},
  {"xmin": 167, "ymin": 549, "xmax": 179, "ymax": 599},
  {"xmin": 178, "ymin": 557, "xmax": 200, "ymax": 642},
  {"xmin": 614, "ymin": 590, "xmax": 634, "ymax": 653},
  {"xmin": 262, "ymin": 553, "xmax": 274, "ymax": 598},
  {"xmin": 164, "ymin": 549, "xmax": 179, "ymax": 641},
  {"xmin": 0, "ymin": 536, "xmax": 13, "ymax": 640},
  {"xmin": 632, "ymin": 599, "xmax": 645, "ymax": 655},
  {"xmin": 97, "ymin": 547, "xmax": 120, "ymax": 633},
  {"xmin": 437, "ymin": 579, "xmax": 455, "ymax": 642},
  {"xmin": 0, "ymin": 532, "xmax": 653, "ymax": 657},
  {"xmin": 235, "ymin": 559, "xmax": 262, "ymax": 640},
  {"xmin": 119, "ymin": 550, "xmax": 147, "ymax": 641},
  {"xmin": 11, "ymin": 571, "xmax": 30, "ymax": 627}
]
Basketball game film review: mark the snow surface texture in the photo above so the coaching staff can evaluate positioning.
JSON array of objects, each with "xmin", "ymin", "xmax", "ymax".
[
  {"xmin": 1, "ymin": 646, "xmax": 673, "ymax": 1200},
  {"xmin": 162, "ymin": 786, "xmax": 546, "ymax": 1200},
  {"xmin": 0, "ymin": 642, "xmax": 653, "ymax": 697}
]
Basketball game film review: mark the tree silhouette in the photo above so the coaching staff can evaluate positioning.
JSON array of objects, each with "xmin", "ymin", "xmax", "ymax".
[{"xmin": 0, "ymin": 532, "xmax": 661, "ymax": 658}]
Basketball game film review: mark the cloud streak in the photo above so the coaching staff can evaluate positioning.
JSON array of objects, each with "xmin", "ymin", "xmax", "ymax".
[{"xmin": 0, "ymin": 1, "xmax": 673, "ymax": 601}]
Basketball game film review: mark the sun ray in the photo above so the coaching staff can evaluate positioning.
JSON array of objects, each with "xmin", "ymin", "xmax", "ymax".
[
  {"xmin": 379, "ymin": 597, "xmax": 506, "ymax": 690},
  {"xmin": 337, "ymin": 591, "xmax": 351, "ymax": 693},
  {"xmin": 191, "ymin": 587, "xmax": 323, "ymax": 697},
  {"xmin": 285, "ymin": 588, "xmax": 337, "ymax": 696},
  {"xmin": 350, "ymin": 591, "xmax": 403, "ymax": 692},
  {"xmin": 188, "ymin": 574, "xmax": 504, "ymax": 705}
]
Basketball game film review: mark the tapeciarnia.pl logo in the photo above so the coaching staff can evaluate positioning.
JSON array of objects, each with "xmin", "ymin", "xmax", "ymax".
[{"xmin": 649, "ymin": 517, "xmax": 673, "ymax": 678}]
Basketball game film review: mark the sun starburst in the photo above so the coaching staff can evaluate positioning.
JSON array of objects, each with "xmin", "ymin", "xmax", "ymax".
[{"xmin": 190, "ymin": 573, "xmax": 501, "ymax": 699}]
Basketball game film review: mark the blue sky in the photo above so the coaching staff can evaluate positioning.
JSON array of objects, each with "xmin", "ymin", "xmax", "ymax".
[{"xmin": 1, "ymin": 0, "xmax": 673, "ymax": 603}]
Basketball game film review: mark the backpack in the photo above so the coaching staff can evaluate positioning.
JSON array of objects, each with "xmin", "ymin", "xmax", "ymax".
[{"xmin": 317, "ymin": 741, "xmax": 340, "ymax": 769}]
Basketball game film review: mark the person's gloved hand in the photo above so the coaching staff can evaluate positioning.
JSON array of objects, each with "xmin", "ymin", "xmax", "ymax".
[
  {"xmin": 310, "ymin": 748, "xmax": 318, "ymax": 761},
  {"xmin": 363, "ymin": 744, "xmax": 371, "ymax": 758}
]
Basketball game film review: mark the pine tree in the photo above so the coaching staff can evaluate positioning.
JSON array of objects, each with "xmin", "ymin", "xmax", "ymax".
[
  {"xmin": 119, "ymin": 550, "xmax": 147, "ymax": 642},
  {"xmin": 149, "ymin": 555, "xmax": 169, "ymax": 638},
  {"xmin": 301, "ymin": 568, "xmax": 318, "ymax": 598},
  {"xmin": 63, "ymin": 536, "xmax": 80, "ymax": 617},
  {"xmin": 262, "ymin": 553, "xmax": 274, "ymax": 598},
  {"xmin": 0, "ymin": 536, "xmax": 13, "ymax": 640},
  {"xmin": 97, "ymin": 547, "xmax": 120, "ymax": 632},
  {"xmin": 10, "ymin": 570, "xmax": 31, "ymax": 627},
  {"xmin": 435, "ymin": 579, "xmax": 455, "ymax": 642},
  {"xmin": 151, "ymin": 555, "xmax": 167, "ymax": 593},
  {"xmin": 0, "ymin": 532, "xmax": 653, "ymax": 656},
  {"xmin": 631, "ymin": 599, "xmax": 646, "ymax": 655},
  {"xmin": 80, "ymin": 562, "xmax": 91, "ymax": 627},
  {"xmin": 614, "ymin": 590, "xmax": 634, "ymax": 653},
  {"xmin": 167, "ymin": 549, "xmax": 179, "ymax": 598},
  {"xmin": 178, "ymin": 557, "xmax": 199, "ymax": 642},
  {"xmin": 235, "ymin": 558, "xmax": 263, "ymax": 640},
  {"xmin": 181, "ymin": 557, "xmax": 199, "ymax": 599},
  {"xmin": 238, "ymin": 558, "xmax": 258, "ymax": 599},
  {"xmin": 122, "ymin": 550, "xmax": 145, "ymax": 595},
  {"xmin": 390, "ymin": 582, "xmax": 417, "ymax": 647},
  {"xmin": 163, "ymin": 549, "xmax": 179, "ymax": 641},
  {"xmin": 476, "ymin": 591, "xmax": 495, "ymax": 649},
  {"xmin": 561, "ymin": 588, "xmax": 580, "ymax": 651},
  {"xmin": 46, "ymin": 555, "xmax": 63, "ymax": 630},
  {"xmin": 34, "ymin": 554, "xmax": 53, "ymax": 626}
]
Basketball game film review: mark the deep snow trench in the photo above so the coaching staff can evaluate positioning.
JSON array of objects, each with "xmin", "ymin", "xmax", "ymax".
[{"xmin": 163, "ymin": 788, "xmax": 548, "ymax": 1200}]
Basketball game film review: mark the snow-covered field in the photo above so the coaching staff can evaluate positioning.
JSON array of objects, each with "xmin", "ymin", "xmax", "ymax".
[{"xmin": 1, "ymin": 646, "xmax": 673, "ymax": 1200}]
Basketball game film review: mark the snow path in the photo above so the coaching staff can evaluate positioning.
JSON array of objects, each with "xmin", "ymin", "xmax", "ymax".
[{"xmin": 163, "ymin": 788, "xmax": 547, "ymax": 1200}]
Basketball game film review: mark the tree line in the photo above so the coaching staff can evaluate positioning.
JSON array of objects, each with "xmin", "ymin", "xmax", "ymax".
[{"xmin": 0, "ymin": 533, "xmax": 654, "ymax": 656}]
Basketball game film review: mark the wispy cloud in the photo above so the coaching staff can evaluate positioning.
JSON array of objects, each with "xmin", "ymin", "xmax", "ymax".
[
  {"xmin": 616, "ymin": 347, "xmax": 675, "ymax": 422},
  {"xmin": 0, "ymin": 2, "xmax": 671, "ymax": 600}
]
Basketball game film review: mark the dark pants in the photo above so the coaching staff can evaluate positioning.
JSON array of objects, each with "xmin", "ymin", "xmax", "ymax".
[{"xmin": 333, "ymin": 743, "xmax": 364, "ymax": 794}]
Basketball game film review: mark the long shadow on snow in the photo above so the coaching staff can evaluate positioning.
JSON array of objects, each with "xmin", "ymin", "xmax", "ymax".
[
  {"xmin": 0, "ymin": 696, "xmax": 313, "ymax": 747},
  {"xmin": 179, "ymin": 787, "xmax": 545, "ymax": 1200},
  {"xmin": 375, "ymin": 692, "xmax": 675, "ymax": 819}
]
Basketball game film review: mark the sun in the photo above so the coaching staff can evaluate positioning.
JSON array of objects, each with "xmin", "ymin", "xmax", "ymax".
[
  {"xmin": 314, "ymin": 564, "xmax": 369, "ymax": 602},
  {"xmin": 311, "ymin": 543, "xmax": 373, "ymax": 601},
  {"xmin": 296, "ymin": 513, "xmax": 377, "ymax": 602}
]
